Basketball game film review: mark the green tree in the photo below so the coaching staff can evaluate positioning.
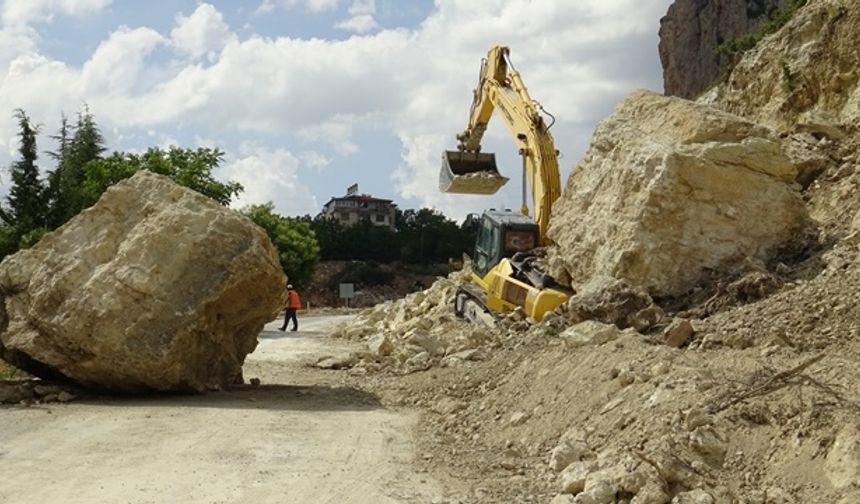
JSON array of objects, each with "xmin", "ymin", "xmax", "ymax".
[
  {"xmin": 3, "ymin": 109, "xmax": 47, "ymax": 232},
  {"xmin": 719, "ymin": 0, "xmax": 809, "ymax": 56},
  {"xmin": 45, "ymin": 114, "xmax": 71, "ymax": 229},
  {"xmin": 243, "ymin": 203, "xmax": 320, "ymax": 290},
  {"xmin": 308, "ymin": 215, "xmax": 349, "ymax": 260},
  {"xmin": 396, "ymin": 208, "xmax": 471, "ymax": 264},
  {"xmin": 49, "ymin": 107, "xmax": 106, "ymax": 226},
  {"xmin": 0, "ymin": 109, "xmax": 49, "ymax": 255},
  {"xmin": 82, "ymin": 147, "xmax": 243, "ymax": 207}
]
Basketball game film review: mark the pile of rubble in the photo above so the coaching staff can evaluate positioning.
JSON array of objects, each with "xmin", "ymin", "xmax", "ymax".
[
  {"xmin": 0, "ymin": 381, "xmax": 81, "ymax": 405},
  {"xmin": 337, "ymin": 2, "xmax": 860, "ymax": 503},
  {"xmin": 327, "ymin": 266, "xmax": 499, "ymax": 373}
]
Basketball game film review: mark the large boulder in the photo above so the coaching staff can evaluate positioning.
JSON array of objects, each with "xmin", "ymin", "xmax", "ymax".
[
  {"xmin": 547, "ymin": 91, "xmax": 810, "ymax": 297},
  {"xmin": 0, "ymin": 171, "xmax": 286, "ymax": 392}
]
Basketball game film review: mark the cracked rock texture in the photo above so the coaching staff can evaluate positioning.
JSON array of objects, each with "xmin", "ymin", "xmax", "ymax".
[
  {"xmin": 547, "ymin": 90, "xmax": 810, "ymax": 297},
  {"xmin": 0, "ymin": 171, "xmax": 286, "ymax": 392}
]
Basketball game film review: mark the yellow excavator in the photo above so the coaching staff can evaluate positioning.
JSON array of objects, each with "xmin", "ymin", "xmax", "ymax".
[{"xmin": 440, "ymin": 45, "xmax": 570, "ymax": 323}]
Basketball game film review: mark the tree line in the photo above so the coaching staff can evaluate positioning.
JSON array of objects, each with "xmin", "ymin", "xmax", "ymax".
[
  {"xmin": 0, "ymin": 107, "xmax": 243, "ymax": 259},
  {"xmin": 243, "ymin": 205, "xmax": 479, "ymax": 290},
  {"xmin": 302, "ymin": 208, "xmax": 478, "ymax": 264},
  {"xmin": 2, "ymin": 108, "xmax": 478, "ymax": 291}
]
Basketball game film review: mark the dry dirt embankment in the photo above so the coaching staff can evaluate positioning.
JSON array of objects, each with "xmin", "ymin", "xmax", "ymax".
[{"xmin": 331, "ymin": 2, "xmax": 860, "ymax": 503}]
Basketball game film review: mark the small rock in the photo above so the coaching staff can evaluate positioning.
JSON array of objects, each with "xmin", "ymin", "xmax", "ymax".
[
  {"xmin": 651, "ymin": 361, "xmax": 670, "ymax": 376},
  {"xmin": 671, "ymin": 489, "xmax": 714, "ymax": 504},
  {"xmin": 510, "ymin": 411, "xmax": 530, "ymax": 426},
  {"xmin": 633, "ymin": 480, "xmax": 670, "ymax": 503},
  {"xmin": 560, "ymin": 321, "xmax": 621, "ymax": 348},
  {"xmin": 0, "ymin": 383, "xmax": 35, "ymax": 404},
  {"xmin": 57, "ymin": 391, "xmax": 76, "ymax": 403},
  {"xmin": 550, "ymin": 495, "xmax": 576, "ymax": 504},
  {"xmin": 315, "ymin": 355, "xmax": 356, "ymax": 370},
  {"xmin": 558, "ymin": 461, "xmax": 597, "ymax": 494},
  {"xmin": 825, "ymin": 424, "xmax": 860, "ymax": 489},
  {"xmin": 367, "ymin": 334, "xmax": 394, "ymax": 357},
  {"xmin": 584, "ymin": 464, "xmax": 647, "ymax": 496},
  {"xmin": 852, "ymin": 209, "xmax": 860, "ymax": 234},
  {"xmin": 617, "ymin": 370, "xmax": 635, "ymax": 387},
  {"xmin": 689, "ymin": 426, "xmax": 727, "ymax": 464},
  {"xmin": 631, "ymin": 305, "xmax": 665, "ymax": 331},
  {"xmin": 433, "ymin": 398, "xmax": 468, "ymax": 416},
  {"xmin": 582, "ymin": 479, "xmax": 616, "ymax": 504},
  {"xmin": 249, "ymin": 378, "xmax": 261, "ymax": 387},
  {"xmin": 684, "ymin": 408, "xmax": 713, "ymax": 432},
  {"xmin": 664, "ymin": 319, "xmax": 694, "ymax": 348},
  {"xmin": 550, "ymin": 440, "xmax": 592, "ymax": 472},
  {"xmin": 405, "ymin": 331, "xmax": 446, "ymax": 357},
  {"xmin": 837, "ymin": 492, "xmax": 860, "ymax": 504},
  {"xmin": 775, "ymin": 262, "xmax": 792, "ymax": 275},
  {"xmin": 407, "ymin": 351, "xmax": 432, "ymax": 372}
]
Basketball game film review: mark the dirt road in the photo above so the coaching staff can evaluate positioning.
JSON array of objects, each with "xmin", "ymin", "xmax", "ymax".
[{"xmin": 0, "ymin": 316, "xmax": 443, "ymax": 504}]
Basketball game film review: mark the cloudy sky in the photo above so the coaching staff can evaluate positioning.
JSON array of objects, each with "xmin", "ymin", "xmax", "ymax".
[{"xmin": 0, "ymin": 0, "xmax": 673, "ymax": 220}]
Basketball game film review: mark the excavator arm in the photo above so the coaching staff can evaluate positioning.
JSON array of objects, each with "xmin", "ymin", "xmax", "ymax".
[{"xmin": 442, "ymin": 46, "xmax": 562, "ymax": 245}]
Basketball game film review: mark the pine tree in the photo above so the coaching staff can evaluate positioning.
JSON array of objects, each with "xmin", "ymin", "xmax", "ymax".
[
  {"xmin": 54, "ymin": 106, "xmax": 105, "ymax": 225},
  {"xmin": 45, "ymin": 113, "xmax": 70, "ymax": 229},
  {"xmin": 3, "ymin": 109, "xmax": 47, "ymax": 233}
]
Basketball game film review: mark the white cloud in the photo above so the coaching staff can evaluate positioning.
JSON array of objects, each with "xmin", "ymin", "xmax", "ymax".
[
  {"xmin": 335, "ymin": 14, "xmax": 377, "ymax": 34},
  {"xmin": 0, "ymin": 0, "xmax": 675, "ymax": 218},
  {"xmin": 348, "ymin": 0, "xmax": 374, "ymax": 15},
  {"xmin": 171, "ymin": 3, "xmax": 236, "ymax": 59},
  {"xmin": 81, "ymin": 26, "xmax": 165, "ymax": 94},
  {"xmin": 2, "ymin": 0, "xmax": 112, "ymax": 26},
  {"xmin": 300, "ymin": 151, "xmax": 332, "ymax": 170},
  {"xmin": 256, "ymin": 0, "xmax": 340, "ymax": 14},
  {"xmin": 218, "ymin": 147, "xmax": 319, "ymax": 216},
  {"xmin": 336, "ymin": 0, "xmax": 377, "ymax": 33}
]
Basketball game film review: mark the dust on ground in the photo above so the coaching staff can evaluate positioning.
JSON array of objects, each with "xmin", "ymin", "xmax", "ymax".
[{"xmin": 0, "ymin": 316, "xmax": 449, "ymax": 504}]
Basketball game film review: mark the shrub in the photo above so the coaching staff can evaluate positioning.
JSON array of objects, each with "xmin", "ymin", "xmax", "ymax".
[{"xmin": 719, "ymin": 0, "xmax": 809, "ymax": 56}]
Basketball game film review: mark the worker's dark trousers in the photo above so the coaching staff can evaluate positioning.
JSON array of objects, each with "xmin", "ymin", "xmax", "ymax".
[{"xmin": 281, "ymin": 308, "xmax": 298, "ymax": 331}]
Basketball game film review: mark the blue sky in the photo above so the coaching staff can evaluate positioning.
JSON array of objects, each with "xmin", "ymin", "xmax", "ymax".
[{"xmin": 0, "ymin": 0, "xmax": 674, "ymax": 220}]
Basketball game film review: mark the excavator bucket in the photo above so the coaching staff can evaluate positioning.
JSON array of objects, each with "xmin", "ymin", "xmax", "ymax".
[{"xmin": 439, "ymin": 151, "xmax": 509, "ymax": 194}]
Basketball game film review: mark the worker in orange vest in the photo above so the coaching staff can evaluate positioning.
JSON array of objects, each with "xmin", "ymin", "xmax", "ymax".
[{"xmin": 279, "ymin": 284, "xmax": 301, "ymax": 332}]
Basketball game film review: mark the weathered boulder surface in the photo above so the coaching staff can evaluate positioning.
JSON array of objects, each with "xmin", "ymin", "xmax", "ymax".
[
  {"xmin": 0, "ymin": 171, "xmax": 286, "ymax": 392},
  {"xmin": 659, "ymin": 0, "xmax": 786, "ymax": 98},
  {"xmin": 709, "ymin": 0, "xmax": 860, "ymax": 133},
  {"xmin": 547, "ymin": 90, "xmax": 810, "ymax": 297}
]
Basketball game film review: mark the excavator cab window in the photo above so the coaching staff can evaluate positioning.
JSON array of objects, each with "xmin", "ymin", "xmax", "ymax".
[
  {"xmin": 504, "ymin": 229, "xmax": 535, "ymax": 255},
  {"xmin": 473, "ymin": 217, "xmax": 501, "ymax": 278}
]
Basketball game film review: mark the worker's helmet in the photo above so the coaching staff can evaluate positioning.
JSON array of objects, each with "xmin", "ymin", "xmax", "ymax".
[{"xmin": 287, "ymin": 284, "xmax": 293, "ymax": 289}]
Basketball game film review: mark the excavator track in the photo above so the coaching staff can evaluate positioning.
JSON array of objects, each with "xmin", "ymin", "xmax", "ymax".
[{"xmin": 454, "ymin": 283, "xmax": 498, "ymax": 327}]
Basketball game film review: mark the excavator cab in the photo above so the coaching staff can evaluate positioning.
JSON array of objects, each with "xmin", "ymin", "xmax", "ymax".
[
  {"xmin": 439, "ymin": 150, "xmax": 509, "ymax": 194},
  {"xmin": 472, "ymin": 210, "xmax": 538, "ymax": 278}
]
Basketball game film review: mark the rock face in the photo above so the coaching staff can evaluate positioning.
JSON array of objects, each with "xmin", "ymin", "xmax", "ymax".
[
  {"xmin": 547, "ymin": 90, "xmax": 810, "ymax": 297},
  {"xmin": 708, "ymin": 0, "xmax": 860, "ymax": 134},
  {"xmin": 0, "ymin": 171, "xmax": 286, "ymax": 392},
  {"xmin": 659, "ymin": 0, "xmax": 786, "ymax": 98}
]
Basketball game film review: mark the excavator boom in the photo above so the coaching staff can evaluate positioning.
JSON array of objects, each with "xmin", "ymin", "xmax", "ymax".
[
  {"xmin": 441, "ymin": 46, "xmax": 571, "ymax": 323},
  {"xmin": 439, "ymin": 45, "xmax": 561, "ymax": 245}
]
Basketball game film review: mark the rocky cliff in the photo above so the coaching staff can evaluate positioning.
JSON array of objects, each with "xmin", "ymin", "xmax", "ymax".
[{"xmin": 659, "ymin": 0, "xmax": 786, "ymax": 98}]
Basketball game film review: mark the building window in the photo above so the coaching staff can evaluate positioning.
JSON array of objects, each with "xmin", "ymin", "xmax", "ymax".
[{"xmin": 375, "ymin": 214, "xmax": 385, "ymax": 223}]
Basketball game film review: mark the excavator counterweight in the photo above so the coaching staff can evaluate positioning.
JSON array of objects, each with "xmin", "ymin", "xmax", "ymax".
[{"xmin": 439, "ymin": 150, "xmax": 508, "ymax": 194}]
